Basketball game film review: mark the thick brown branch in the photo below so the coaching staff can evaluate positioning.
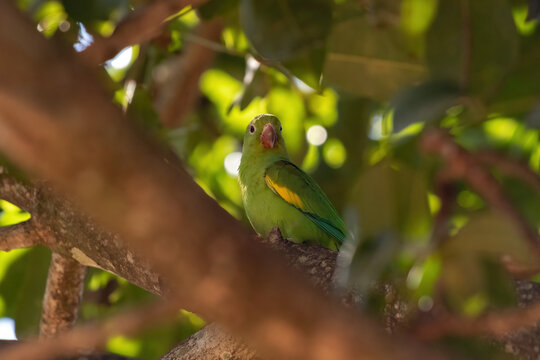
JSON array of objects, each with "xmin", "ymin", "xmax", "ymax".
[
  {"xmin": 157, "ymin": 19, "xmax": 223, "ymax": 128},
  {"xmin": 0, "ymin": 5, "xmax": 455, "ymax": 360},
  {"xmin": 160, "ymin": 323, "xmax": 256, "ymax": 360},
  {"xmin": 82, "ymin": 0, "xmax": 209, "ymax": 65},
  {"xmin": 0, "ymin": 300, "xmax": 178, "ymax": 360},
  {"xmin": 0, "ymin": 219, "xmax": 41, "ymax": 251},
  {"xmin": 40, "ymin": 252, "xmax": 87, "ymax": 338},
  {"xmin": 421, "ymin": 129, "xmax": 540, "ymax": 261}
]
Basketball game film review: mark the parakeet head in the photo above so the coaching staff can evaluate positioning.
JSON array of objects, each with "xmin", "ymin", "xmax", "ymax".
[{"xmin": 242, "ymin": 114, "xmax": 288, "ymax": 157}]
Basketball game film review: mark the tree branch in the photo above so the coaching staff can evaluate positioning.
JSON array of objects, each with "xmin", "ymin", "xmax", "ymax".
[
  {"xmin": 156, "ymin": 19, "xmax": 224, "ymax": 128},
  {"xmin": 82, "ymin": 0, "xmax": 209, "ymax": 65},
  {"xmin": 0, "ymin": 170, "xmax": 37, "ymax": 212},
  {"xmin": 475, "ymin": 150, "xmax": 540, "ymax": 195},
  {"xmin": 420, "ymin": 129, "xmax": 540, "ymax": 262},
  {"xmin": 40, "ymin": 252, "xmax": 87, "ymax": 338},
  {"xmin": 0, "ymin": 4, "xmax": 456, "ymax": 360},
  {"xmin": 0, "ymin": 219, "xmax": 41, "ymax": 251},
  {"xmin": 0, "ymin": 300, "xmax": 179, "ymax": 360}
]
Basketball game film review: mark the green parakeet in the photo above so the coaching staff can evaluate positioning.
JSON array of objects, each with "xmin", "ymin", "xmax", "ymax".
[{"xmin": 239, "ymin": 114, "xmax": 346, "ymax": 250}]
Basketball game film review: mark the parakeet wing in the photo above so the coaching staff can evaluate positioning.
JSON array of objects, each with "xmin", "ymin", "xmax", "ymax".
[{"xmin": 264, "ymin": 160, "xmax": 346, "ymax": 243}]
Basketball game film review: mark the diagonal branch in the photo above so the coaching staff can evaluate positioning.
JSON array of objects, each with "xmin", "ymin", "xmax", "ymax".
[
  {"xmin": 421, "ymin": 129, "xmax": 540, "ymax": 262},
  {"xmin": 0, "ymin": 299, "xmax": 179, "ymax": 360},
  {"xmin": 82, "ymin": 0, "xmax": 209, "ymax": 65},
  {"xmin": 0, "ymin": 171, "xmax": 37, "ymax": 212},
  {"xmin": 0, "ymin": 219, "xmax": 41, "ymax": 251},
  {"xmin": 40, "ymin": 252, "xmax": 88, "ymax": 338},
  {"xmin": 157, "ymin": 19, "xmax": 224, "ymax": 128},
  {"xmin": 475, "ymin": 150, "xmax": 540, "ymax": 195}
]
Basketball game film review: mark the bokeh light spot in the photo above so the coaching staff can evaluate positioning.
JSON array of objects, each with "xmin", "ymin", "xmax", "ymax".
[
  {"xmin": 224, "ymin": 152, "xmax": 242, "ymax": 177},
  {"xmin": 107, "ymin": 47, "xmax": 133, "ymax": 70},
  {"xmin": 323, "ymin": 139, "xmax": 346, "ymax": 168},
  {"xmin": 306, "ymin": 125, "xmax": 328, "ymax": 146}
]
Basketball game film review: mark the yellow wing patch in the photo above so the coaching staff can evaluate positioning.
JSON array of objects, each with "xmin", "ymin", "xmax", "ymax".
[{"xmin": 265, "ymin": 175, "xmax": 304, "ymax": 209}]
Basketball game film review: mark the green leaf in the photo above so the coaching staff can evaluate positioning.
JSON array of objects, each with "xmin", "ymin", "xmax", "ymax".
[
  {"xmin": 0, "ymin": 246, "xmax": 50, "ymax": 338},
  {"xmin": 426, "ymin": 0, "xmax": 518, "ymax": 97},
  {"xmin": 492, "ymin": 31, "xmax": 540, "ymax": 116},
  {"xmin": 392, "ymin": 80, "xmax": 462, "ymax": 132},
  {"xmin": 349, "ymin": 162, "xmax": 431, "ymax": 239},
  {"xmin": 240, "ymin": 0, "xmax": 332, "ymax": 87},
  {"xmin": 239, "ymin": 0, "xmax": 332, "ymax": 62},
  {"xmin": 199, "ymin": 0, "xmax": 239, "ymax": 20},
  {"xmin": 443, "ymin": 210, "xmax": 536, "ymax": 266},
  {"xmin": 61, "ymin": 0, "xmax": 128, "ymax": 24},
  {"xmin": 323, "ymin": 16, "xmax": 427, "ymax": 99}
]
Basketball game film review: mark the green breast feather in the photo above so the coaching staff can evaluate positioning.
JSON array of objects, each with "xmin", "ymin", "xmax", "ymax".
[{"xmin": 264, "ymin": 160, "xmax": 346, "ymax": 245}]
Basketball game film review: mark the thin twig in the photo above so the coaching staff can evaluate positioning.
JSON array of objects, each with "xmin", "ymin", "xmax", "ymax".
[
  {"xmin": 420, "ymin": 129, "xmax": 540, "ymax": 261},
  {"xmin": 0, "ymin": 219, "xmax": 41, "ymax": 251},
  {"xmin": 0, "ymin": 299, "xmax": 179, "ymax": 360},
  {"xmin": 40, "ymin": 252, "xmax": 88, "ymax": 338},
  {"xmin": 475, "ymin": 150, "xmax": 540, "ymax": 195},
  {"xmin": 82, "ymin": 0, "xmax": 209, "ymax": 65}
]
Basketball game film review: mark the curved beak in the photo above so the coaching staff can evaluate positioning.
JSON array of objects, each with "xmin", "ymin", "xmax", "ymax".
[{"xmin": 260, "ymin": 123, "xmax": 277, "ymax": 149}]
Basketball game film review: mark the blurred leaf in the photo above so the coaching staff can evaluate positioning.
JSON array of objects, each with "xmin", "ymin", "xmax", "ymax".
[
  {"xmin": 324, "ymin": 16, "xmax": 427, "ymax": 99},
  {"xmin": 240, "ymin": 0, "xmax": 332, "ymax": 87},
  {"xmin": 61, "ymin": 0, "xmax": 128, "ymax": 25},
  {"xmin": 441, "ymin": 254, "xmax": 516, "ymax": 314},
  {"xmin": 229, "ymin": 57, "xmax": 269, "ymax": 111},
  {"xmin": 392, "ymin": 80, "xmax": 461, "ymax": 132},
  {"xmin": 266, "ymin": 87, "xmax": 305, "ymax": 154},
  {"xmin": 426, "ymin": 0, "xmax": 518, "ymax": 97},
  {"xmin": 240, "ymin": 0, "xmax": 331, "ymax": 61},
  {"xmin": 444, "ymin": 210, "xmax": 536, "ymax": 266},
  {"xmin": 401, "ymin": 0, "xmax": 438, "ymax": 36},
  {"xmin": 527, "ymin": 0, "xmax": 540, "ymax": 21},
  {"xmin": 34, "ymin": 0, "xmax": 67, "ymax": 37},
  {"xmin": 199, "ymin": 0, "xmax": 239, "ymax": 20},
  {"xmin": 337, "ymin": 232, "xmax": 400, "ymax": 292},
  {"xmin": 126, "ymin": 87, "xmax": 163, "ymax": 137},
  {"xmin": 0, "ymin": 247, "xmax": 50, "ymax": 338},
  {"xmin": 350, "ymin": 162, "xmax": 431, "ymax": 239}
]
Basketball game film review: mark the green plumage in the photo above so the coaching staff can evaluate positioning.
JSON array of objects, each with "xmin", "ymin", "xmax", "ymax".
[{"xmin": 238, "ymin": 114, "xmax": 345, "ymax": 250}]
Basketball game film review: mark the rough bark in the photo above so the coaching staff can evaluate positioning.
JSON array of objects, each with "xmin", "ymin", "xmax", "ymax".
[
  {"xmin": 40, "ymin": 253, "xmax": 87, "ymax": 338},
  {"xmin": 0, "ymin": 4, "xmax": 456, "ymax": 360}
]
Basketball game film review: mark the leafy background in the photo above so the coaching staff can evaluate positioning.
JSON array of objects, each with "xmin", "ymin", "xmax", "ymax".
[{"xmin": 1, "ymin": 0, "xmax": 540, "ymax": 358}]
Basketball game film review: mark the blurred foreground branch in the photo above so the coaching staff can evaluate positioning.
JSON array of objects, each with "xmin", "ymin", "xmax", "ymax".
[
  {"xmin": 82, "ymin": 0, "xmax": 209, "ymax": 65},
  {"xmin": 0, "ymin": 300, "xmax": 178, "ymax": 360}
]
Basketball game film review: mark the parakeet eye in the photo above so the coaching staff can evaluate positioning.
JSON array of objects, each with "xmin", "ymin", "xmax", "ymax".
[
  {"xmin": 280, "ymin": 126, "xmax": 282, "ymax": 131},
  {"xmin": 249, "ymin": 125, "xmax": 256, "ymax": 133}
]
